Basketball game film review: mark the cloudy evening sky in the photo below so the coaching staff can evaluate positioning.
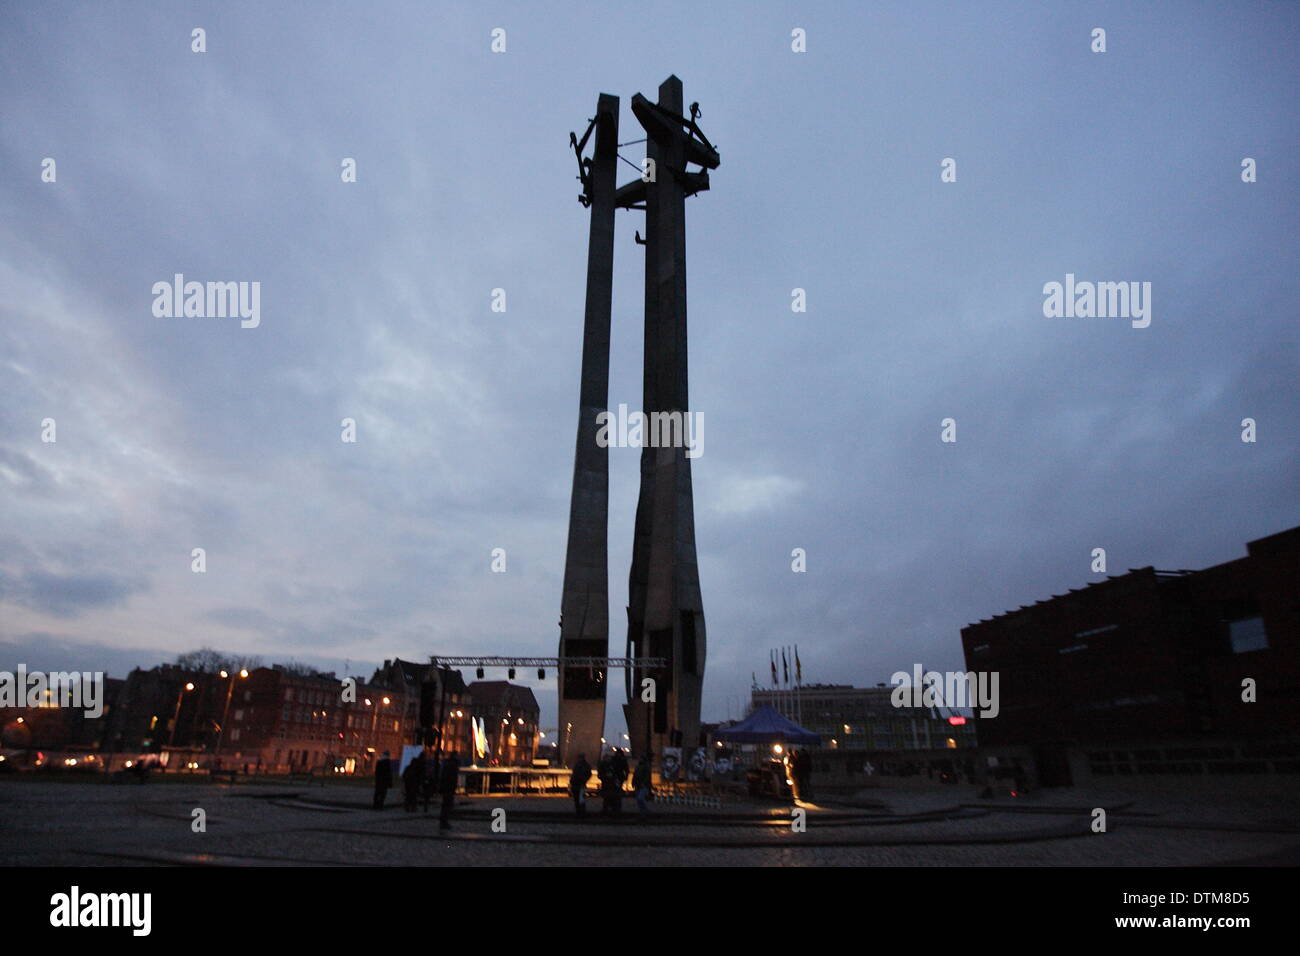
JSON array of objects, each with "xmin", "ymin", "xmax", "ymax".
[{"xmin": 2, "ymin": 1, "xmax": 1297, "ymax": 733}]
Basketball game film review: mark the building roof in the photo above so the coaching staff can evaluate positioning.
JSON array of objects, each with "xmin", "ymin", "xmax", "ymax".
[
  {"xmin": 964, "ymin": 525, "xmax": 1300, "ymax": 629},
  {"xmin": 374, "ymin": 658, "xmax": 465, "ymax": 694},
  {"xmin": 964, "ymin": 566, "xmax": 1162, "ymax": 628},
  {"xmin": 467, "ymin": 681, "xmax": 539, "ymax": 713}
]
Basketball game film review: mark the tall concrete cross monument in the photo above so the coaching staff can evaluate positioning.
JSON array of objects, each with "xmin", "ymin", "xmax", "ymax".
[
  {"xmin": 556, "ymin": 93, "xmax": 619, "ymax": 767},
  {"xmin": 558, "ymin": 77, "xmax": 719, "ymax": 767}
]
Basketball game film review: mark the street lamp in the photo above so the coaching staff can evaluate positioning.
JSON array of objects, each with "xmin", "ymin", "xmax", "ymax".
[
  {"xmin": 369, "ymin": 695, "xmax": 390, "ymax": 753},
  {"xmin": 169, "ymin": 682, "xmax": 195, "ymax": 748},
  {"xmin": 214, "ymin": 668, "xmax": 249, "ymax": 758}
]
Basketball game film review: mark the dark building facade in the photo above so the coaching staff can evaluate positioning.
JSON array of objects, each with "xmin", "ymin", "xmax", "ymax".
[
  {"xmin": 961, "ymin": 526, "xmax": 1299, "ymax": 787},
  {"xmin": 229, "ymin": 666, "xmax": 418, "ymax": 774},
  {"xmin": 746, "ymin": 684, "xmax": 979, "ymax": 790},
  {"xmin": 5, "ymin": 657, "xmax": 549, "ymax": 776},
  {"xmin": 752, "ymin": 684, "xmax": 978, "ymax": 752},
  {"xmin": 370, "ymin": 658, "xmax": 467, "ymax": 755},
  {"xmin": 0, "ymin": 677, "xmax": 123, "ymax": 761},
  {"xmin": 87, "ymin": 661, "xmax": 452, "ymax": 773},
  {"xmin": 101, "ymin": 665, "xmax": 222, "ymax": 760},
  {"xmin": 464, "ymin": 680, "xmax": 540, "ymax": 766}
]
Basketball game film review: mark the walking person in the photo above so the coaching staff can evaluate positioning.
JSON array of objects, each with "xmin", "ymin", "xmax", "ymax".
[
  {"xmin": 402, "ymin": 750, "xmax": 423, "ymax": 812},
  {"xmin": 422, "ymin": 749, "xmax": 440, "ymax": 814},
  {"xmin": 795, "ymin": 747, "xmax": 814, "ymax": 803},
  {"xmin": 598, "ymin": 751, "xmax": 618, "ymax": 814},
  {"xmin": 784, "ymin": 748, "xmax": 801, "ymax": 802},
  {"xmin": 633, "ymin": 752, "xmax": 653, "ymax": 818},
  {"xmin": 612, "ymin": 748, "xmax": 629, "ymax": 814},
  {"xmin": 438, "ymin": 750, "xmax": 460, "ymax": 832},
  {"xmin": 570, "ymin": 753, "xmax": 592, "ymax": 817},
  {"xmin": 373, "ymin": 750, "xmax": 393, "ymax": 810}
]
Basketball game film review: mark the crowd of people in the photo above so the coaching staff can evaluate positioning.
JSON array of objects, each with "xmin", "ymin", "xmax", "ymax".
[
  {"xmin": 371, "ymin": 747, "xmax": 461, "ymax": 831},
  {"xmin": 372, "ymin": 744, "xmax": 812, "ymax": 827},
  {"xmin": 568, "ymin": 749, "xmax": 655, "ymax": 817}
]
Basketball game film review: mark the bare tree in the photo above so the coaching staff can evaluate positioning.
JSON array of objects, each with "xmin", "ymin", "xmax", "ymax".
[
  {"xmin": 174, "ymin": 647, "xmax": 263, "ymax": 674},
  {"xmin": 274, "ymin": 660, "xmax": 326, "ymax": 678}
]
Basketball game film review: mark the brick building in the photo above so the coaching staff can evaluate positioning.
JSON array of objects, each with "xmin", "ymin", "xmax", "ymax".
[
  {"xmin": 224, "ymin": 666, "xmax": 416, "ymax": 774},
  {"xmin": 4, "ymin": 656, "xmax": 542, "ymax": 775},
  {"xmin": 370, "ymin": 658, "xmax": 467, "ymax": 755},
  {"xmin": 0, "ymin": 677, "xmax": 123, "ymax": 760},
  {"xmin": 960, "ymin": 525, "xmax": 1299, "ymax": 788},
  {"xmin": 463, "ymin": 681, "xmax": 540, "ymax": 766}
]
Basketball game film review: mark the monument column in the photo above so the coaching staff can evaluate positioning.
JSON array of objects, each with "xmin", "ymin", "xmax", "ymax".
[
  {"xmin": 557, "ymin": 93, "xmax": 619, "ymax": 767},
  {"xmin": 624, "ymin": 76, "xmax": 718, "ymax": 762}
]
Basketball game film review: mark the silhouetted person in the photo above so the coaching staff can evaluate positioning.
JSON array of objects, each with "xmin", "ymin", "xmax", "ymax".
[
  {"xmin": 633, "ymin": 753, "xmax": 653, "ymax": 818},
  {"xmin": 795, "ymin": 748, "xmax": 813, "ymax": 803},
  {"xmin": 422, "ymin": 751, "xmax": 440, "ymax": 813},
  {"xmin": 373, "ymin": 751, "xmax": 393, "ymax": 809},
  {"xmin": 612, "ymin": 748, "xmax": 629, "ymax": 813},
  {"xmin": 783, "ymin": 749, "xmax": 799, "ymax": 802},
  {"xmin": 598, "ymin": 752, "xmax": 619, "ymax": 814},
  {"xmin": 438, "ymin": 750, "xmax": 460, "ymax": 831},
  {"xmin": 402, "ymin": 751, "xmax": 424, "ymax": 812},
  {"xmin": 570, "ymin": 754, "xmax": 592, "ymax": 817}
]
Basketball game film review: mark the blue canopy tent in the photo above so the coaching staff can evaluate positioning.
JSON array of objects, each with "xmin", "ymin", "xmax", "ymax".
[{"xmin": 717, "ymin": 705, "xmax": 821, "ymax": 746}]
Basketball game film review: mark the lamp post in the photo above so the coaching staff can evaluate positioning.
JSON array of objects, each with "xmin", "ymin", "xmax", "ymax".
[
  {"xmin": 168, "ymin": 682, "xmax": 195, "ymax": 758},
  {"xmin": 368, "ymin": 696, "xmax": 390, "ymax": 759},
  {"xmin": 214, "ymin": 668, "xmax": 249, "ymax": 757},
  {"xmin": 433, "ymin": 667, "xmax": 448, "ymax": 759}
]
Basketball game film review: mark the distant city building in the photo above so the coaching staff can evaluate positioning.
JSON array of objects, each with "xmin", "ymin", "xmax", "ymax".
[
  {"xmin": 961, "ymin": 525, "xmax": 1299, "ymax": 787},
  {"xmin": 751, "ymin": 684, "xmax": 977, "ymax": 751},
  {"xmin": 370, "ymin": 658, "xmax": 467, "ymax": 755},
  {"xmin": 101, "ymin": 664, "xmax": 220, "ymax": 757},
  {"xmin": 2, "ymin": 656, "xmax": 547, "ymax": 774},
  {"xmin": 230, "ymin": 665, "xmax": 416, "ymax": 774},
  {"xmin": 464, "ymin": 681, "xmax": 540, "ymax": 766},
  {"xmin": 0, "ymin": 677, "xmax": 123, "ymax": 755},
  {"xmin": 95, "ymin": 663, "xmax": 423, "ymax": 773}
]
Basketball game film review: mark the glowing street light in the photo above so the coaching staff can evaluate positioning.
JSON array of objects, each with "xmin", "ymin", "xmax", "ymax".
[
  {"xmin": 169, "ymin": 682, "xmax": 196, "ymax": 747},
  {"xmin": 215, "ymin": 668, "xmax": 250, "ymax": 758}
]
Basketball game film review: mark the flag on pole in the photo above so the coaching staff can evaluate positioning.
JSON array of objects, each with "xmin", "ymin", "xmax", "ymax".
[
  {"xmin": 782, "ymin": 648, "xmax": 789, "ymax": 685},
  {"xmin": 770, "ymin": 650, "xmax": 777, "ymax": 687},
  {"xmin": 795, "ymin": 645, "xmax": 802, "ymax": 683}
]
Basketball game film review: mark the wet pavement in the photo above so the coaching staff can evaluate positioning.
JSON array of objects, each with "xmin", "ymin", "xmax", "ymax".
[{"xmin": 2, "ymin": 777, "xmax": 1295, "ymax": 867}]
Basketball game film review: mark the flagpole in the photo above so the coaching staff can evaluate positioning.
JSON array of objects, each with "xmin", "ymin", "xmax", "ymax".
[
  {"xmin": 782, "ymin": 647, "xmax": 789, "ymax": 718},
  {"xmin": 793, "ymin": 644, "xmax": 799, "ymax": 725},
  {"xmin": 790, "ymin": 647, "xmax": 800, "ymax": 728},
  {"xmin": 794, "ymin": 645, "xmax": 800, "ymax": 725}
]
